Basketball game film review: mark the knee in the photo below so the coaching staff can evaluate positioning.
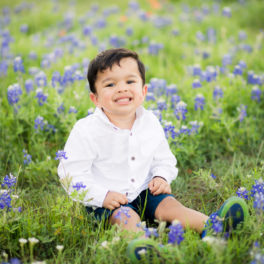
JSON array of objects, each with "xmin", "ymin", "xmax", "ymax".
[{"xmin": 110, "ymin": 207, "xmax": 140, "ymax": 225}]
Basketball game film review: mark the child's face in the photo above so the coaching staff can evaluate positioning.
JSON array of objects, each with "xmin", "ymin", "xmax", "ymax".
[{"xmin": 90, "ymin": 57, "xmax": 147, "ymax": 121}]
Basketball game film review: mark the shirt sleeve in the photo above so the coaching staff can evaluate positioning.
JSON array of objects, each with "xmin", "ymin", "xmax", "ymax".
[
  {"xmin": 149, "ymin": 118, "xmax": 178, "ymax": 184},
  {"xmin": 57, "ymin": 125, "xmax": 109, "ymax": 207}
]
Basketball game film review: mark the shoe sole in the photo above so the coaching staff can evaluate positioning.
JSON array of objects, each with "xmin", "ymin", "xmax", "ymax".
[{"xmin": 218, "ymin": 196, "xmax": 249, "ymax": 231}]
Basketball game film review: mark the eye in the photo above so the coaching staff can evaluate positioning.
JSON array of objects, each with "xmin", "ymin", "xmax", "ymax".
[
  {"xmin": 105, "ymin": 83, "xmax": 114, "ymax": 87},
  {"xmin": 127, "ymin": 80, "xmax": 135, "ymax": 84}
]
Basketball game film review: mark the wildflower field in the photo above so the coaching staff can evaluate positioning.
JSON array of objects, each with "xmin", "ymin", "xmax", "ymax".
[{"xmin": 0, "ymin": 0, "xmax": 264, "ymax": 263}]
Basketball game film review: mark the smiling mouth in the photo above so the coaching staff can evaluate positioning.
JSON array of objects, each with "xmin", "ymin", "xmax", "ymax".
[{"xmin": 115, "ymin": 97, "xmax": 132, "ymax": 103}]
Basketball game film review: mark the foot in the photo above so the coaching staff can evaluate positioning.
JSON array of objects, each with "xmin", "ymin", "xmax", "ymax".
[
  {"xmin": 126, "ymin": 238, "xmax": 162, "ymax": 263},
  {"xmin": 202, "ymin": 196, "xmax": 249, "ymax": 237}
]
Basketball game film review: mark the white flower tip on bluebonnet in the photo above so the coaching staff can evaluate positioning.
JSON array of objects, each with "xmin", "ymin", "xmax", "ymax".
[
  {"xmin": 19, "ymin": 238, "xmax": 28, "ymax": 244},
  {"xmin": 56, "ymin": 245, "xmax": 64, "ymax": 251},
  {"xmin": 177, "ymin": 101, "xmax": 187, "ymax": 108},
  {"xmin": 202, "ymin": 236, "xmax": 227, "ymax": 247},
  {"xmin": 2, "ymin": 251, "xmax": 8, "ymax": 258},
  {"xmin": 28, "ymin": 237, "xmax": 39, "ymax": 244},
  {"xmin": 171, "ymin": 219, "xmax": 181, "ymax": 226},
  {"xmin": 11, "ymin": 195, "xmax": 19, "ymax": 199},
  {"xmin": 0, "ymin": 189, "xmax": 8, "ymax": 194},
  {"xmin": 196, "ymin": 93, "xmax": 204, "ymax": 99},
  {"xmin": 31, "ymin": 261, "xmax": 46, "ymax": 264},
  {"xmin": 14, "ymin": 56, "xmax": 22, "ymax": 62},
  {"xmin": 101, "ymin": 241, "xmax": 108, "ymax": 248}
]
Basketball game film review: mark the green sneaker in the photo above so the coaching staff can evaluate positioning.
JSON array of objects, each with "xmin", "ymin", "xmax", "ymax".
[
  {"xmin": 202, "ymin": 196, "xmax": 249, "ymax": 238},
  {"xmin": 126, "ymin": 238, "xmax": 161, "ymax": 263}
]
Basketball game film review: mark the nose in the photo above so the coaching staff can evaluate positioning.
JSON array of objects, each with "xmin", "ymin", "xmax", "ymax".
[{"xmin": 117, "ymin": 83, "xmax": 128, "ymax": 93}]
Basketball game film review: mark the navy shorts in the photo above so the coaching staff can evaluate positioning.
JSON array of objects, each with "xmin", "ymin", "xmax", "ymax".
[{"xmin": 86, "ymin": 189, "xmax": 174, "ymax": 223}]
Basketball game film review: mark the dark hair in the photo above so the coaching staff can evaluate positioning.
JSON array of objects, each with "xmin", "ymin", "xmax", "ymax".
[{"xmin": 87, "ymin": 48, "xmax": 145, "ymax": 94}]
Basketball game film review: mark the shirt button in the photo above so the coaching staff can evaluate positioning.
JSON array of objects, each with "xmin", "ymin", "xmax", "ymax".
[
  {"xmin": 130, "ymin": 132, "xmax": 132, "ymax": 136},
  {"xmin": 126, "ymin": 192, "xmax": 128, "ymax": 196},
  {"xmin": 131, "ymin": 178, "xmax": 135, "ymax": 182},
  {"xmin": 131, "ymin": 156, "xmax": 135, "ymax": 161}
]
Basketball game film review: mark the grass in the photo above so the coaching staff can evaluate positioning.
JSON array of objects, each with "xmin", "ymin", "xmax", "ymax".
[{"xmin": 0, "ymin": 0, "xmax": 264, "ymax": 263}]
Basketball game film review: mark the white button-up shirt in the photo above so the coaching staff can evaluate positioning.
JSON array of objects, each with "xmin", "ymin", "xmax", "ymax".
[{"xmin": 58, "ymin": 106, "xmax": 178, "ymax": 208}]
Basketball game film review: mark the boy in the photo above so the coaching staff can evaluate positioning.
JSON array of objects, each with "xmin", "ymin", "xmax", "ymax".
[{"xmin": 58, "ymin": 48, "xmax": 248, "ymax": 260}]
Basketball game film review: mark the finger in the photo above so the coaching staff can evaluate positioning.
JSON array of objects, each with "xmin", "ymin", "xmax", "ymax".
[
  {"xmin": 112, "ymin": 201, "xmax": 121, "ymax": 208},
  {"xmin": 153, "ymin": 184, "xmax": 165, "ymax": 196},
  {"xmin": 151, "ymin": 181, "xmax": 161, "ymax": 193},
  {"xmin": 119, "ymin": 196, "xmax": 128, "ymax": 205},
  {"xmin": 148, "ymin": 179, "xmax": 154, "ymax": 190}
]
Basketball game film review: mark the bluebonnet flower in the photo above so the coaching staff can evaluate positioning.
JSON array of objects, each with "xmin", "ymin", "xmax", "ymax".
[
  {"xmin": 177, "ymin": 125, "xmax": 190, "ymax": 136},
  {"xmin": 129, "ymin": 1, "xmax": 139, "ymax": 10},
  {"xmin": 23, "ymin": 149, "xmax": 32, "ymax": 165},
  {"xmin": 0, "ymin": 60, "xmax": 8, "ymax": 76},
  {"xmin": 238, "ymin": 60, "xmax": 247, "ymax": 69},
  {"xmin": 189, "ymin": 120, "xmax": 201, "ymax": 134},
  {"xmin": 238, "ymin": 104, "xmax": 247, "ymax": 122},
  {"xmin": 195, "ymin": 94, "xmax": 205, "ymax": 111},
  {"xmin": 211, "ymin": 173, "xmax": 216, "ymax": 179},
  {"xmin": 138, "ymin": 10, "xmax": 148, "ymax": 21},
  {"xmin": 7, "ymin": 84, "xmax": 22, "ymax": 105},
  {"xmin": 153, "ymin": 17, "xmax": 172, "ymax": 29},
  {"xmin": 114, "ymin": 206, "xmax": 131, "ymax": 224},
  {"xmin": 0, "ymin": 191, "xmax": 12, "ymax": 210},
  {"xmin": 148, "ymin": 42, "xmax": 163, "ymax": 55},
  {"xmin": 57, "ymin": 103, "xmax": 65, "ymax": 114},
  {"xmin": 192, "ymin": 79, "xmax": 202, "ymax": 88},
  {"xmin": 83, "ymin": 25, "xmax": 92, "ymax": 36},
  {"xmin": 202, "ymin": 51, "xmax": 210, "ymax": 59},
  {"xmin": 204, "ymin": 67, "xmax": 217, "ymax": 82},
  {"xmin": 35, "ymin": 71, "xmax": 47, "ymax": 87},
  {"xmin": 238, "ymin": 30, "xmax": 247, "ymax": 41},
  {"xmin": 146, "ymin": 92, "xmax": 156, "ymax": 101},
  {"xmin": 222, "ymin": 54, "xmax": 232, "ymax": 66},
  {"xmin": 157, "ymin": 99, "xmax": 167, "ymax": 111},
  {"xmin": 73, "ymin": 70, "xmax": 85, "ymax": 81},
  {"xmin": 213, "ymin": 86, "xmax": 223, "ymax": 101},
  {"xmin": 62, "ymin": 66, "xmax": 74, "ymax": 85},
  {"xmin": 171, "ymin": 28, "xmax": 179, "ymax": 36},
  {"xmin": 144, "ymin": 227, "xmax": 159, "ymax": 238},
  {"xmin": 13, "ymin": 56, "xmax": 25, "ymax": 73},
  {"xmin": 251, "ymin": 86, "xmax": 261, "ymax": 102},
  {"xmin": 253, "ymin": 193, "xmax": 264, "ymax": 213},
  {"xmin": 250, "ymin": 178, "xmax": 264, "ymax": 198},
  {"xmin": 171, "ymin": 95, "xmax": 181, "ymax": 106},
  {"xmin": 51, "ymin": 71, "xmax": 61, "ymax": 87},
  {"xmin": 1, "ymin": 174, "xmax": 16, "ymax": 189},
  {"xmin": 20, "ymin": 24, "xmax": 28, "ymax": 33},
  {"xmin": 207, "ymin": 212, "xmax": 223, "ymax": 233},
  {"xmin": 247, "ymin": 72, "xmax": 261, "ymax": 85},
  {"xmin": 163, "ymin": 121, "xmax": 175, "ymax": 139},
  {"xmin": 236, "ymin": 187, "xmax": 249, "ymax": 200},
  {"xmin": 126, "ymin": 27, "xmax": 133, "ymax": 36},
  {"xmin": 152, "ymin": 109, "xmax": 162, "ymax": 122},
  {"xmin": 222, "ymin": 7, "xmax": 231, "ymax": 17},
  {"xmin": 168, "ymin": 220, "xmax": 184, "ymax": 245},
  {"xmin": 55, "ymin": 150, "xmax": 68, "ymax": 160},
  {"xmin": 166, "ymin": 84, "xmax": 177, "ymax": 96},
  {"xmin": 193, "ymin": 64, "xmax": 201, "ymax": 76},
  {"xmin": 241, "ymin": 44, "xmax": 252, "ymax": 53},
  {"xmin": 174, "ymin": 101, "xmax": 187, "ymax": 120},
  {"xmin": 72, "ymin": 182, "xmax": 86, "ymax": 191},
  {"xmin": 41, "ymin": 58, "xmax": 50, "ymax": 69},
  {"xmin": 233, "ymin": 65, "xmax": 243, "ymax": 76},
  {"xmin": 69, "ymin": 106, "xmax": 78, "ymax": 114},
  {"xmin": 95, "ymin": 18, "xmax": 106, "ymax": 29},
  {"xmin": 34, "ymin": 116, "xmax": 45, "ymax": 130},
  {"xmin": 35, "ymin": 88, "xmax": 48, "ymax": 106},
  {"xmin": 28, "ymin": 51, "xmax": 37, "ymax": 60},
  {"xmin": 24, "ymin": 79, "xmax": 34, "ymax": 93},
  {"xmin": 196, "ymin": 31, "xmax": 205, "ymax": 41},
  {"xmin": 87, "ymin": 108, "xmax": 94, "ymax": 115},
  {"xmin": 207, "ymin": 28, "xmax": 216, "ymax": 43}
]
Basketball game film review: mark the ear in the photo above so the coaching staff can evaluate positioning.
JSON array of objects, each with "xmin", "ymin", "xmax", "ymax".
[
  {"xmin": 142, "ymin": 84, "xmax": 148, "ymax": 97},
  {"xmin": 90, "ymin": 93, "xmax": 98, "ymax": 106}
]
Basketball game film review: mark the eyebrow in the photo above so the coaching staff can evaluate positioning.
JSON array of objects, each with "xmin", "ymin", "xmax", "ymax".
[{"xmin": 101, "ymin": 74, "xmax": 138, "ymax": 84}]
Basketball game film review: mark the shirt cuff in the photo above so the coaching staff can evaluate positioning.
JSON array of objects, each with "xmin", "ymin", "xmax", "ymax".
[{"xmin": 151, "ymin": 167, "xmax": 178, "ymax": 184}]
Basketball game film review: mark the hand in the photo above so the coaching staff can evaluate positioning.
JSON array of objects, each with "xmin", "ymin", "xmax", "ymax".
[
  {"xmin": 148, "ymin": 176, "xmax": 171, "ymax": 196},
  {"xmin": 102, "ymin": 191, "xmax": 128, "ymax": 210}
]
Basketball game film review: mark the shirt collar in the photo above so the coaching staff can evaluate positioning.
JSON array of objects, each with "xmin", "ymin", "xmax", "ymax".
[{"xmin": 94, "ymin": 106, "xmax": 145, "ymax": 130}]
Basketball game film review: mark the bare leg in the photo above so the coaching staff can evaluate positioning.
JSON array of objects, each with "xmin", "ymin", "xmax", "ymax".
[
  {"xmin": 155, "ymin": 196, "xmax": 209, "ymax": 233},
  {"xmin": 110, "ymin": 207, "xmax": 142, "ymax": 232}
]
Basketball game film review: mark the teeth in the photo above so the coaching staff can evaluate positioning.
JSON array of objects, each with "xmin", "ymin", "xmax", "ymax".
[{"xmin": 116, "ymin": 98, "xmax": 130, "ymax": 103}]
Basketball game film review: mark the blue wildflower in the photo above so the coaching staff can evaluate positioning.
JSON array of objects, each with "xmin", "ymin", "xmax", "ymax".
[
  {"xmin": 222, "ymin": 54, "xmax": 232, "ymax": 66},
  {"xmin": 146, "ymin": 92, "xmax": 155, "ymax": 101},
  {"xmin": 178, "ymin": 125, "xmax": 190, "ymax": 136},
  {"xmin": 250, "ymin": 178, "xmax": 264, "ymax": 198},
  {"xmin": 174, "ymin": 101, "xmax": 187, "ymax": 120},
  {"xmin": 23, "ymin": 149, "xmax": 32, "ymax": 165},
  {"xmin": 144, "ymin": 227, "xmax": 159, "ymax": 238},
  {"xmin": 7, "ymin": 83, "xmax": 22, "ymax": 105},
  {"xmin": 238, "ymin": 104, "xmax": 247, "ymax": 122},
  {"xmin": 168, "ymin": 220, "xmax": 184, "ymax": 245},
  {"xmin": 253, "ymin": 193, "xmax": 264, "ymax": 213},
  {"xmin": 114, "ymin": 206, "xmax": 131, "ymax": 224},
  {"xmin": 83, "ymin": 25, "xmax": 92, "ymax": 36},
  {"xmin": 233, "ymin": 65, "xmax": 243, "ymax": 76},
  {"xmin": 1, "ymin": 174, "xmax": 16, "ymax": 189},
  {"xmin": 25, "ymin": 79, "xmax": 34, "ymax": 93},
  {"xmin": 189, "ymin": 121, "xmax": 201, "ymax": 134},
  {"xmin": 55, "ymin": 150, "xmax": 68, "ymax": 160},
  {"xmin": 148, "ymin": 42, "xmax": 163, "ymax": 55},
  {"xmin": 35, "ymin": 71, "xmax": 47, "ymax": 87},
  {"xmin": 193, "ymin": 64, "xmax": 201, "ymax": 76},
  {"xmin": 236, "ymin": 187, "xmax": 249, "ymax": 200},
  {"xmin": 207, "ymin": 212, "xmax": 223, "ymax": 233},
  {"xmin": 20, "ymin": 24, "xmax": 28, "ymax": 33},
  {"xmin": 251, "ymin": 86, "xmax": 261, "ymax": 102},
  {"xmin": 222, "ymin": 7, "xmax": 231, "ymax": 17},
  {"xmin": 163, "ymin": 121, "xmax": 175, "ymax": 139},
  {"xmin": 157, "ymin": 99, "xmax": 167, "ymax": 111},
  {"xmin": 34, "ymin": 116, "xmax": 45, "ymax": 131},
  {"xmin": 213, "ymin": 86, "xmax": 223, "ymax": 101},
  {"xmin": 13, "ymin": 56, "xmax": 25, "ymax": 73},
  {"xmin": 195, "ymin": 94, "xmax": 205, "ymax": 110},
  {"xmin": 192, "ymin": 79, "xmax": 202, "ymax": 88},
  {"xmin": 0, "ymin": 60, "xmax": 8, "ymax": 76},
  {"xmin": 69, "ymin": 106, "xmax": 78, "ymax": 114},
  {"xmin": 72, "ymin": 182, "xmax": 86, "ymax": 191},
  {"xmin": 166, "ymin": 84, "xmax": 177, "ymax": 96},
  {"xmin": 35, "ymin": 88, "xmax": 48, "ymax": 106},
  {"xmin": 0, "ymin": 191, "xmax": 12, "ymax": 210},
  {"xmin": 211, "ymin": 173, "xmax": 217, "ymax": 179},
  {"xmin": 57, "ymin": 103, "xmax": 65, "ymax": 114},
  {"xmin": 171, "ymin": 94, "xmax": 181, "ymax": 106}
]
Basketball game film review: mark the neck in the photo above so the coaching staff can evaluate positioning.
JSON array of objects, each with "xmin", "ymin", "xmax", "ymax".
[{"xmin": 103, "ymin": 110, "xmax": 136, "ymax": 130}]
